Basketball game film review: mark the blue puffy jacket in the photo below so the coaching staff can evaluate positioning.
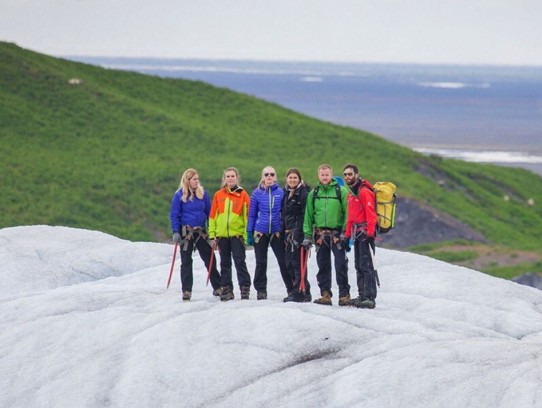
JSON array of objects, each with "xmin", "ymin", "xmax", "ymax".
[
  {"xmin": 247, "ymin": 182, "xmax": 284, "ymax": 235},
  {"xmin": 170, "ymin": 189, "xmax": 211, "ymax": 233}
]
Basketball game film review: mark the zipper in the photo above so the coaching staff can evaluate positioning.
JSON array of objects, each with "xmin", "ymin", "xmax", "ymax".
[
  {"xmin": 324, "ymin": 185, "xmax": 328, "ymax": 227},
  {"xmin": 268, "ymin": 188, "xmax": 272, "ymax": 234},
  {"xmin": 226, "ymin": 191, "xmax": 231, "ymax": 237}
]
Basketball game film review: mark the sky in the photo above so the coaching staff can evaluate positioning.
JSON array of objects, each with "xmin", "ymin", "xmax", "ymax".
[
  {"xmin": 1, "ymin": 0, "xmax": 542, "ymax": 66},
  {"xmin": 2, "ymin": 225, "xmax": 542, "ymax": 407}
]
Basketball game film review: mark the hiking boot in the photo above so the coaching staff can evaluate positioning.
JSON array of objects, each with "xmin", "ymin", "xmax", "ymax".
[
  {"xmin": 283, "ymin": 291, "xmax": 303, "ymax": 303},
  {"xmin": 338, "ymin": 294, "xmax": 351, "ymax": 306},
  {"xmin": 257, "ymin": 290, "xmax": 267, "ymax": 300},
  {"xmin": 240, "ymin": 286, "xmax": 250, "ymax": 300},
  {"xmin": 212, "ymin": 288, "xmax": 223, "ymax": 297},
  {"xmin": 347, "ymin": 296, "xmax": 363, "ymax": 307},
  {"xmin": 182, "ymin": 291, "xmax": 191, "ymax": 301},
  {"xmin": 313, "ymin": 291, "xmax": 332, "ymax": 306},
  {"xmin": 359, "ymin": 298, "xmax": 376, "ymax": 309},
  {"xmin": 220, "ymin": 287, "xmax": 234, "ymax": 302}
]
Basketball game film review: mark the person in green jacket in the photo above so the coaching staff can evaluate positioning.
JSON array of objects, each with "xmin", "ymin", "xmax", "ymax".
[{"xmin": 302, "ymin": 164, "xmax": 351, "ymax": 306}]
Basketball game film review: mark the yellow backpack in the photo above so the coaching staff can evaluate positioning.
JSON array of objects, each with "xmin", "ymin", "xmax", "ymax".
[{"xmin": 372, "ymin": 182, "xmax": 397, "ymax": 234}]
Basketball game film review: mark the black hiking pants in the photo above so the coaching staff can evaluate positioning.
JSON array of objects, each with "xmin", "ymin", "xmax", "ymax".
[
  {"xmin": 218, "ymin": 236, "xmax": 251, "ymax": 290},
  {"xmin": 253, "ymin": 232, "xmax": 292, "ymax": 293},
  {"xmin": 352, "ymin": 238, "xmax": 364, "ymax": 296},
  {"xmin": 354, "ymin": 238, "xmax": 377, "ymax": 300},
  {"xmin": 180, "ymin": 231, "xmax": 221, "ymax": 292},
  {"xmin": 315, "ymin": 233, "xmax": 350, "ymax": 298}
]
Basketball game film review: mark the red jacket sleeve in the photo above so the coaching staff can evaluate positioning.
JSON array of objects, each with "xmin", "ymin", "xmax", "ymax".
[{"xmin": 360, "ymin": 187, "xmax": 378, "ymax": 237}]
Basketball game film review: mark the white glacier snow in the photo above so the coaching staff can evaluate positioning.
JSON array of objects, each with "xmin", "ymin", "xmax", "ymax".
[{"xmin": 1, "ymin": 225, "xmax": 542, "ymax": 408}]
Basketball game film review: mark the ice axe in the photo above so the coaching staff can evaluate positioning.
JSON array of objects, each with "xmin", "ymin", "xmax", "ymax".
[
  {"xmin": 368, "ymin": 244, "xmax": 380, "ymax": 288},
  {"xmin": 166, "ymin": 242, "xmax": 179, "ymax": 289},
  {"xmin": 206, "ymin": 239, "xmax": 217, "ymax": 286},
  {"xmin": 299, "ymin": 245, "xmax": 309, "ymax": 293}
]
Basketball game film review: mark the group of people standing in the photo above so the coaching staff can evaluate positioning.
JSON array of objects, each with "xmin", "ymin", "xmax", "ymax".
[{"xmin": 169, "ymin": 163, "xmax": 379, "ymax": 309}]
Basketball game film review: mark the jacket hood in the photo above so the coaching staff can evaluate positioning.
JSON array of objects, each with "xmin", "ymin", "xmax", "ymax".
[
  {"xmin": 257, "ymin": 181, "xmax": 279, "ymax": 191},
  {"xmin": 285, "ymin": 180, "xmax": 309, "ymax": 199},
  {"xmin": 318, "ymin": 178, "xmax": 339, "ymax": 188},
  {"xmin": 361, "ymin": 179, "xmax": 374, "ymax": 189},
  {"xmin": 225, "ymin": 185, "xmax": 244, "ymax": 195}
]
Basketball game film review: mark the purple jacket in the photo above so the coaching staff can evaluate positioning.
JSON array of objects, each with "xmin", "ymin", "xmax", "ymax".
[
  {"xmin": 170, "ymin": 189, "xmax": 211, "ymax": 233},
  {"xmin": 247, "ymin": 182, "xmax": 284, "ymax": 234}
]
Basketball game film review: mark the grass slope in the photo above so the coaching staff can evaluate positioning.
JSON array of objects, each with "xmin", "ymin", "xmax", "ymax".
[{"xmin": 1, "ymin": 42, "xmax": 542, "ymax": 267}]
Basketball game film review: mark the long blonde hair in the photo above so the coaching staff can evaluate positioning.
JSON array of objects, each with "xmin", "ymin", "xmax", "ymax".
[
  {"xmin": 221, "ymin": 167, "xmax": 240, "ymax": 188},
  {"xmin": 179, "ymin": 168, "xmax": 204, "ymax": 202}
]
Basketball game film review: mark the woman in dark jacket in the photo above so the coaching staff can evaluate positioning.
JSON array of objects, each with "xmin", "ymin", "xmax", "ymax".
[
  {"xmin": 170, "ymin": 168, "xmax": 221, "ymax": 301},
  {"xmin": 247, "ymin": 166, "xmax": 291, "ymax": 300},
  {"xmin": 282, "ymin": 168, "xmax": 312, "ymax": 302}
]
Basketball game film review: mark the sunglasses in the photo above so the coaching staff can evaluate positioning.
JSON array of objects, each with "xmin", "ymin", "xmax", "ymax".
[
  {"xmin": 264, "ymin": 172, "xmax": 275, "ymax": 177},
  {"xmin": 343, "ymin": 172, "xmax": 354, "ymax": 176}
]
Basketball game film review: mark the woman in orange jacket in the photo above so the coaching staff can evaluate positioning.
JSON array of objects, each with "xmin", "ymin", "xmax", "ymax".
[{"xmin": 209, "ymin": 167, "xmax": 251, "ymax": 301}]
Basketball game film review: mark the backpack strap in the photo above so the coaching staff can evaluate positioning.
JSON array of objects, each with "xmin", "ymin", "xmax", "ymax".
[
  {"xmin": 312, "ymin": 184, "xmax": 342, "ymax": 206},
  {"xmin": 335, "ymin": 184, "xmax": 341, "ymax": 203}
]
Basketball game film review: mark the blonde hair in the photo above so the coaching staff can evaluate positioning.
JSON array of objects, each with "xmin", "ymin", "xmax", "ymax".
[
  {"xmin": 258, "ymin": 166, "xmax": 277, "ymax": 187},
  {"xmin": 179, "ymin": 168, "xmax": 204, "ymax": 202},
  {"xmin": 318, "ymin": 163, "xmax": 333, "ymax": 174},
  {"xmin": 221, "ymin": 167, "xmax": 240, "ymax": 188}
]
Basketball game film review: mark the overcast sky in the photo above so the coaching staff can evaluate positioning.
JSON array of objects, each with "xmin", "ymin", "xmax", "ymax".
[{"xmin": 1, "ymin": 0, "xmax": 542, "ymax": 66}]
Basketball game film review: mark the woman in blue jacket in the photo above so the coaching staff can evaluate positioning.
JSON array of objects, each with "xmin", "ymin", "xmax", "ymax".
[
  {"xmin": 170, "ymin": 168, "xmax": 221, "ymax": 301},
  {"xmin": 247, "ymin": 166, "xmax": 292, "ymax": 300}
]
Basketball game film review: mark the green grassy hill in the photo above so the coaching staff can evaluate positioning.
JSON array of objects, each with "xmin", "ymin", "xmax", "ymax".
[{"xmin": 1, "ymin": 42, "xmax": 542, "ymax": 277}]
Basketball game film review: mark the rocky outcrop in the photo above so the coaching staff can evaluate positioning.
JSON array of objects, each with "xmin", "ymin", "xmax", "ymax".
[
  {"xmin": 512, "ymin": 273, "xmax": 542, "ymax": 290},
  {"xmin": 378, "ymin": 197, "xmax": 487, "ymax": 249}
]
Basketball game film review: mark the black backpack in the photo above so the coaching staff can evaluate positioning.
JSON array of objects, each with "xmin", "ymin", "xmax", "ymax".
[{"xmin": 312, "ymin": 184, "xmax": 343, "ymax": 206}]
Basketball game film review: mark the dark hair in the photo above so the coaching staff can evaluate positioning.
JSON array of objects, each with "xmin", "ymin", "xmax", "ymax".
[
  {"xmin": 343, "ymin": 163, "xmax": 359, "ymax": 174},
  {"xmin": 285, "ymin": 167, "xmax": 303, "ymax": 180}
]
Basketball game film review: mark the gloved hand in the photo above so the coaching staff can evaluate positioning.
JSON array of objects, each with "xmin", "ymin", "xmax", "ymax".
[
  {"xmin": 338, "ymin": 232, "xmax": 350, "ymax": 251},
  {"xmin": 247, "ymin": 232, "xmax": 254, "ymax": 246},
  {"xmin": 364, "ymin": 235, "xmax": 375, "ymax": 245},
  {"xmin": 301, "ymin": 237, "xmax": 312, "ymax": 249},
  {"xmin": 172, "ymin": 232, "xmax": 181, "ymax": 243}
]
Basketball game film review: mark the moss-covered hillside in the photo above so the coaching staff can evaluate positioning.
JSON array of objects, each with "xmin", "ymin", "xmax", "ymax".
[{"xmin": 1, "ymin": 42, "xmax": 541, "ymax": 264}]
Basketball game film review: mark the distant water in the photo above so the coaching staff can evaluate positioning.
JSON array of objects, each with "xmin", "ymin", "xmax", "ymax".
[{"xmin": 72, "ymin": 57, "xmax": 542, "ymax": 176}]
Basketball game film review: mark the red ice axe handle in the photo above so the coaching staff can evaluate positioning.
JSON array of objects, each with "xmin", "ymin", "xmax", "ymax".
[
  {"xmin": 300, "ymin": 246, "xmax": 309, "ymax": 292},
  {"xmin": 206, "ymin": 240, "xmax": 217, "ymax": 286},
  {"xmin": 166, "ymin": 242, "xmax": 179, "ymax": 289}
]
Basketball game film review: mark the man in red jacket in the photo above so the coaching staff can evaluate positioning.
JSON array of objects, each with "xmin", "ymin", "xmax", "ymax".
[{"xmin": 343, "ymin": 164, "xmax": 379, "ymax": 308}]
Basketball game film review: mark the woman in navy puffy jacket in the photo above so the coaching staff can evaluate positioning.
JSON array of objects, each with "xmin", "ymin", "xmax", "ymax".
[
  {"xmin": 170, "ymin": 168, "xmax": 221, "ymax": 301},
  {"xmin": 247, "ymin": 166, "xmax": 292, "ymax": 300}
]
